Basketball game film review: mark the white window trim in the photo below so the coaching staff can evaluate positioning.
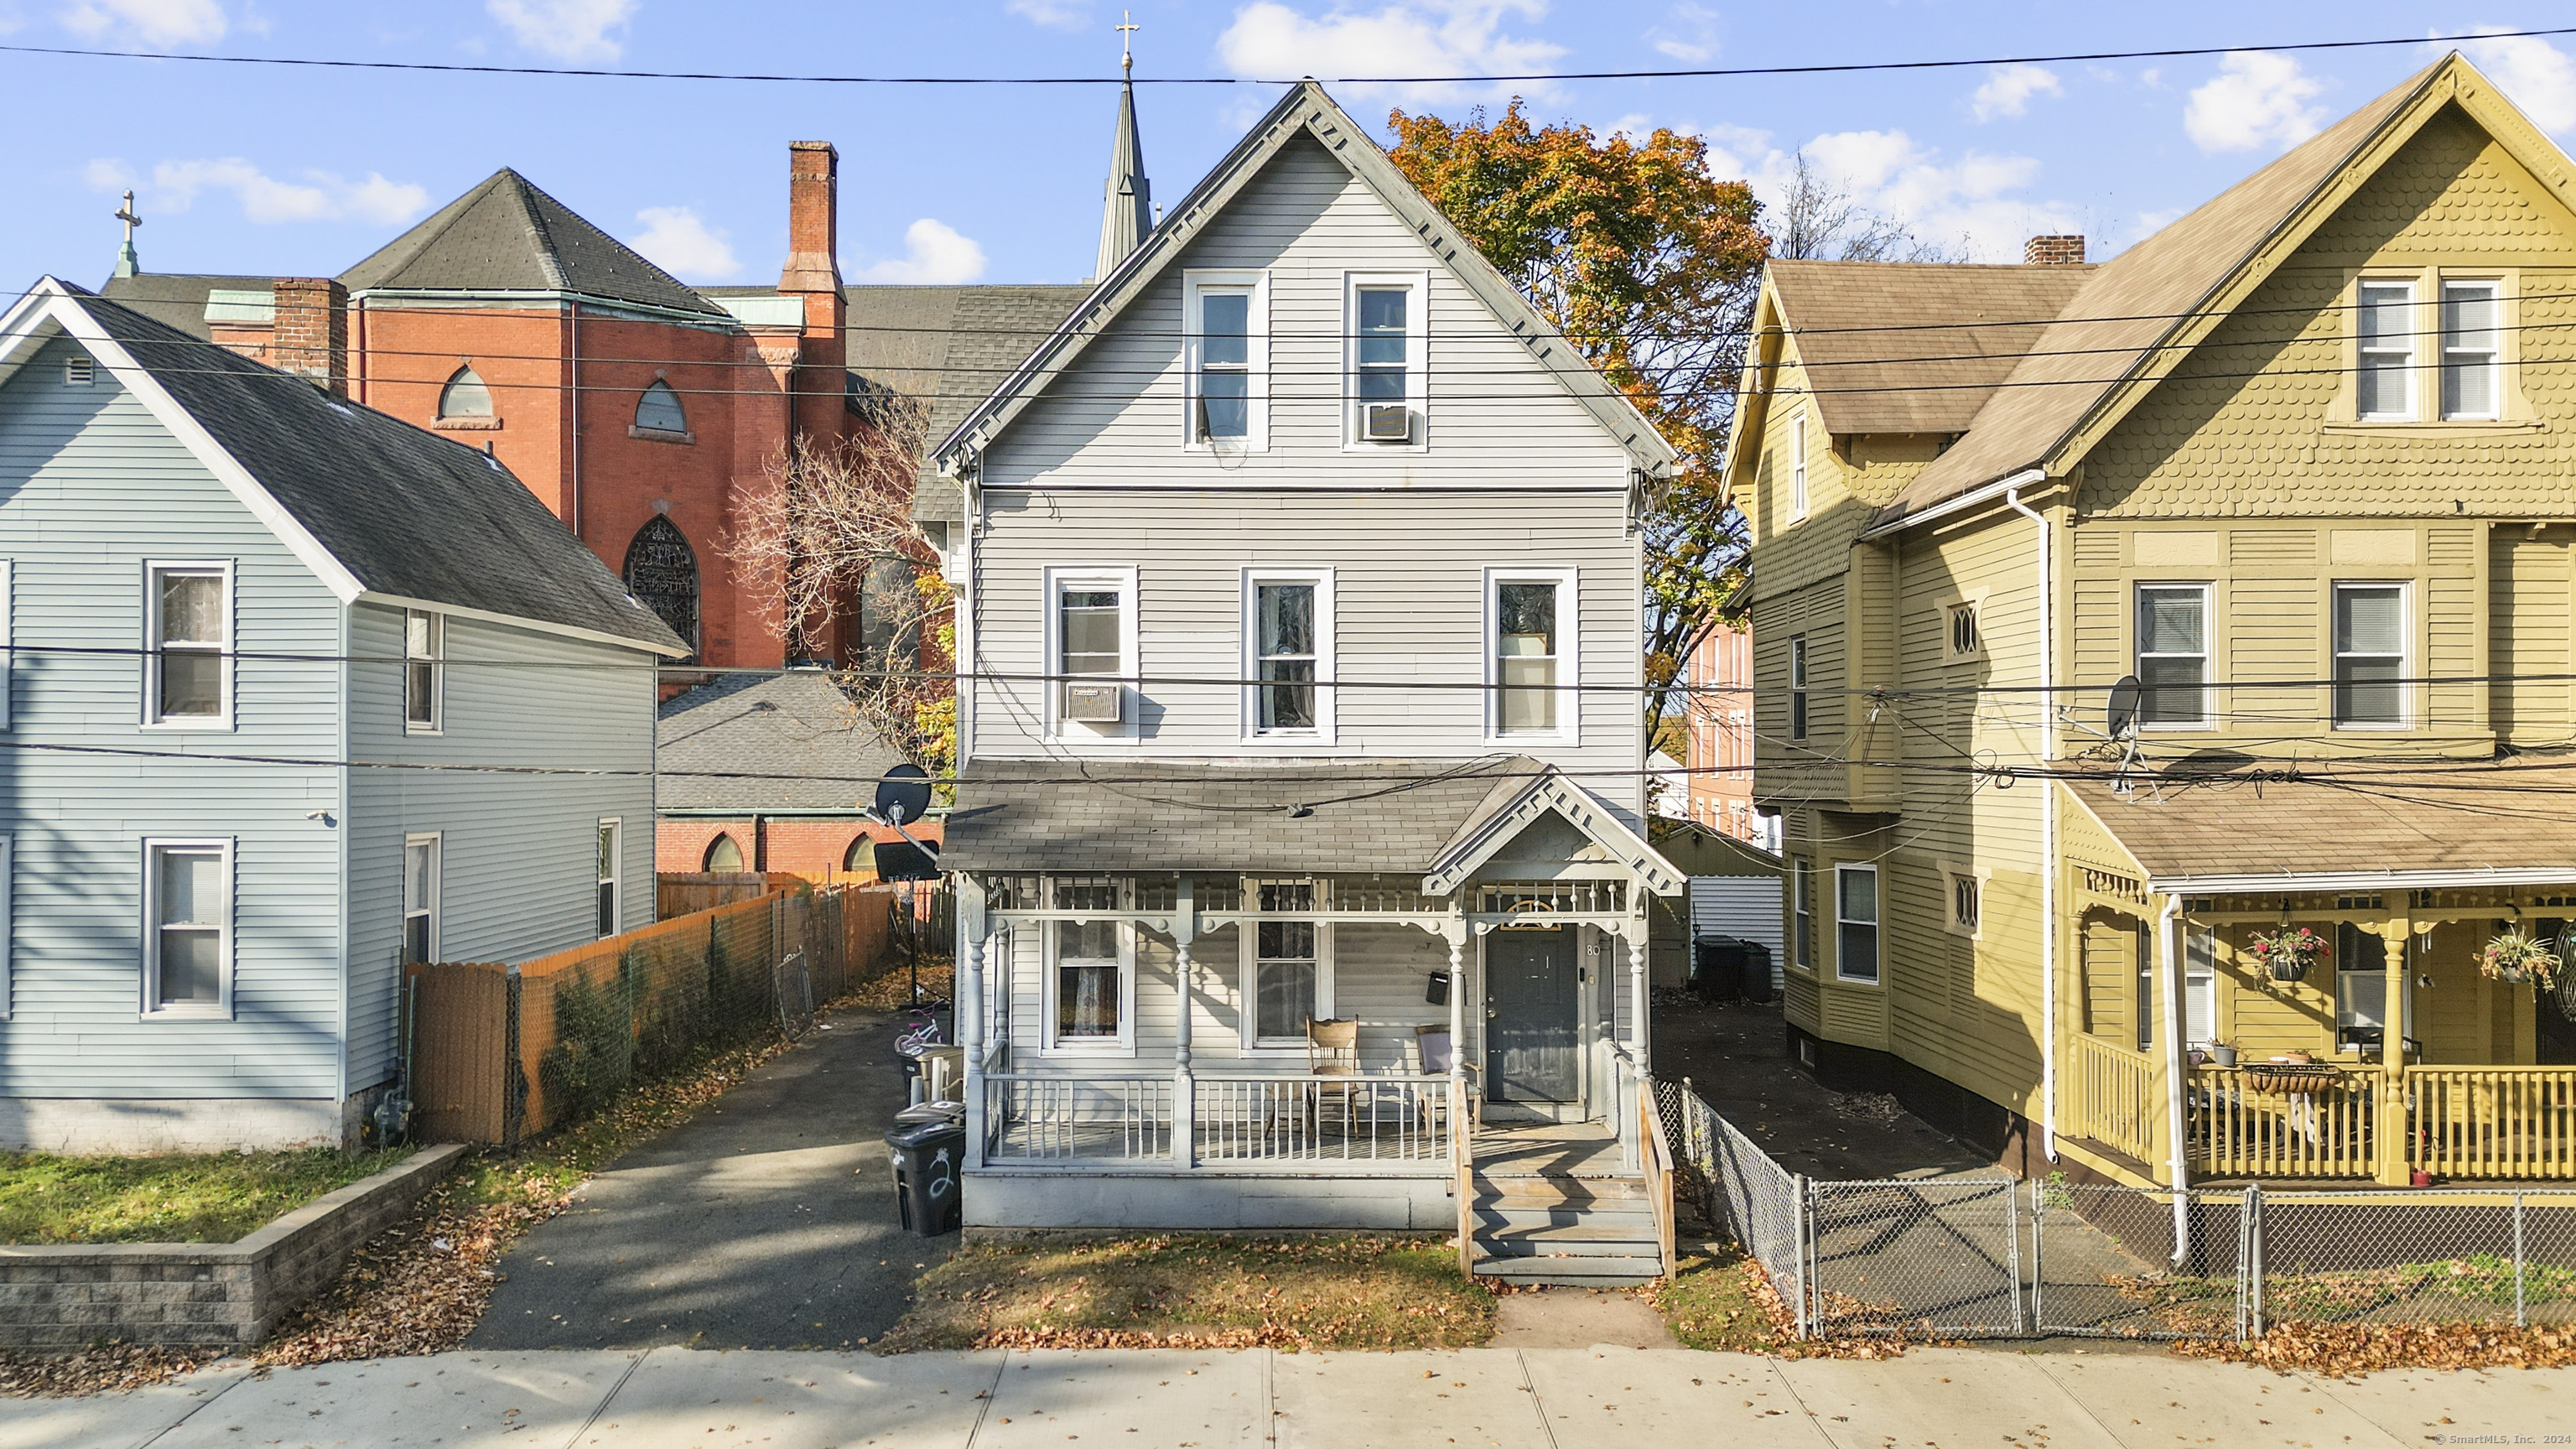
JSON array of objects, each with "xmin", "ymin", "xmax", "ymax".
[
  {"xmin": 1342, "ymin": 270, "xmax": 1430, "ymax": 451},
  {"xmin": 142, "ymin": 559, "xmax": 234, "ymax": 731},
  {"xmin": 1789, "ymin": 857, "xmax": 1815, "ymax": 976},
  {"xmin": 1040, "ymin": 880, "xmax": 1137, "ymax": 1057},
  {"xmin": 404, "ymin": 608, "xmax": 444, "ymax": 735},
  {"xmin": 1787, "ymin": 635, "xmax": 1810, "ymax": 741},
  {"xmin": 142, "ymin": 836, "xmax": 232, "ymax": 1020},
  {"xmin": 0, "ymin": 558, "xmax": 13, "ymax": 732},
  {"xmin": 1940, "ymin": 862, "xmax": 1988, "ymax": 940},
  {"xmin": 2134, "ymin": 582, "xmax": 2213, "ymax": 730},
  {"xmin": 1182, "ymin": 270, "xmax": 1270, "ymax": 454},
  {"xmin": 404, "ymin": 831, "xmax": 442, "ymax": 966},
  {"xmin": 2184, "ymin": 925, "xmax": 2217, "ymax": 1050},
  {"xmin": 1239, "ymin": 567, "xmax": 1336, "ymax": 745},
  {"xmin": 1789, "ymin": 408, "xmax": 1810, "ymax": 521},
  {"xmin": 0, "ymin": 834, "xmax": 12, "ymax": 1018},
  {"xmin": 1938, "ymin": 590, "xmax": 1987, "ymax": 662},
  {"xmin": 1042, "ymin": 564, "xmax": 1141, "ymax": 744},
  {"xmin": 2330, "ymin": 579, "xmax": 2411, "ymax": 731},
  {"xmin": 2354, "ymin": 277, "xmax": 2418, "ymax": 422},
  {"xmin": 2438, "ymin": 278, "xmax": 2504, "ymax": 422},
  {"xmin": 1483, "ymin": 566, "xmax": 1581, "ymax": 745},
  {"xmin": 1833, "ymin": 861, "xmax": 1880, "ymax": 986},
  {"xmin": 595, "ymin": 818, "xmax": 621, "ymax": 940},
  {"xmin": 1239, "ymin": 916, "xmax": 1336, "ymax": 1052}
]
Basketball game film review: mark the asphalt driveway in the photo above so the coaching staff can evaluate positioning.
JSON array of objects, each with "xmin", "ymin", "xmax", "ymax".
[{"xmin": 465, "ymin": 1005, "xmax": 955, "ymax": 1351}]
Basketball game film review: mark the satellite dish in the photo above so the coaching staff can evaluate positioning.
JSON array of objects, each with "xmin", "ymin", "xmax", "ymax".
[
  {"xmin": 874, "ymin": 762, "xmax": 932, "ymax": 828},
  {"xmin": 874, "ymin": 838, "xmax": 942, "ymax": 881},
  {"xmin": 2106, "ymin": 674, "xmax": 2144, "ymax": 741}
]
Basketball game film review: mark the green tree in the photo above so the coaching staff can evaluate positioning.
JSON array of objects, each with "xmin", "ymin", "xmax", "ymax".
[{"xmin": 1386, "ymin": 101, "xmax": 1769, "ymax": 745}]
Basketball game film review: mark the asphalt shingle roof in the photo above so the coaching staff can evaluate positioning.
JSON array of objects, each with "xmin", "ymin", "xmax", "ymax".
[
  {"xmin": 656, "ymin": 670, "xmax": 911, "ymax": 812},
  {"xmin": 96, "ymin": 273, "xmax": 272, "ymax": 340},
  {"xmin": 64, "ymin": 286, "xmax": 686, "ymax": 653},
  {"xmin": 940, "ymin": 757, "xmax": 1548, "ymax": 875},
  {"xmin": 340, "ymin": 169, "xmax": 727, "ymax": 319},
  {"xmin": 1767, "ymin": 262, "xmax": 2096, "ymax": 437}
]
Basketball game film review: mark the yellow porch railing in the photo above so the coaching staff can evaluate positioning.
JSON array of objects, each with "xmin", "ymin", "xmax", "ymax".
[
  {"xmin": 2187, "ymin": 1065, "xmax": 2375, "ymax": 1179},
  {"xmin": 2408, "ymin": 1067, "xmax": 2576, "ymax": 1180},
  {"xmin": 2066, "ymin": 1034, "xmax": 2158, "ymax": 1165}
]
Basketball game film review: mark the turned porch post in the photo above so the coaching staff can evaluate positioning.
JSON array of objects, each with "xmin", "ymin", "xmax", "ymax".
[
  {"xmin": 960, "ymin": 881, "xmax": 989, "ymax": 1171},
  {"xmin": 2376, "ymin": 920, "xmax": 2413, "ymax": 1186},
  {"xmin": 1172, "ymin": 878, "xmax": 1197, "ymax": 1168}
]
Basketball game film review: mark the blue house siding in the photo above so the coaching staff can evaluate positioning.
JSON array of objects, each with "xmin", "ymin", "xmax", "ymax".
[{"xmin": 0, "ymin": 336, "xmax": 345, "ymax": 1102}]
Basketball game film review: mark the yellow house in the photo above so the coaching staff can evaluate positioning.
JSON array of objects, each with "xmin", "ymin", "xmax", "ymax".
[{"xmin": 1733, "ymin": 53, "xmax": 2576, "ymax": 1190}]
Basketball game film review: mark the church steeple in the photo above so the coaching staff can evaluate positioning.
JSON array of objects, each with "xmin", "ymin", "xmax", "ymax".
[
  {"xmin": 112, "ymin": 190, "xmax": 143, "ymax": 279},
  {"xmin": 1094, "ymin": 12, "xmax": 1151, "ymax": 283}
]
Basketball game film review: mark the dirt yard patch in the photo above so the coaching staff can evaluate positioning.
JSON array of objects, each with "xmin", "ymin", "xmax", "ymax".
[
  {"xmin": 0, "ymin": 1146, "xmax": 415, "ymax": 1245},
  {"xmin": 880, "ymin": 1236, "xmax": 1495, "ymax": 1351},
  {"xmin": 1651, "ymin": 997, "xmax": 1983, "ymax": 1181}
]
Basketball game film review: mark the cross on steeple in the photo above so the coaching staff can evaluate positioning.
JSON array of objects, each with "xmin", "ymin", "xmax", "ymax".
[
  {"xmin": 112, "ymin": 190, "xmax": 143, "ymax": 279},
  {"xmin": 1117, "ymin": 9, "xmax": 1138, "ymax": 75}
]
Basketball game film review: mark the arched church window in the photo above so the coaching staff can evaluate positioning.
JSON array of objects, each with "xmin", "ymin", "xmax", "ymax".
[
  {"xmin": 844, "ymin": 837, "xmax": 872, "ymax": 874},
  {"xmin": 438, "ymin": 365, "xmax": 492, "ymax": 418},
  {"xmin": 635, "ymin": 379, "xmax": 688, "ymax": 434},
  {"xmin": 622, "ymin": 516, "xmax": 700, "ymax": 658},
  {"xmin": 704, "ymin": 834, "xmax": 744, "ymax": 873}
]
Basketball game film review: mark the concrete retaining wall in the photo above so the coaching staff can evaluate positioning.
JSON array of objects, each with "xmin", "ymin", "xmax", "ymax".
[{"xmin": 0, "ymin": 1142, "xmax": 467, "ymax": 1349}]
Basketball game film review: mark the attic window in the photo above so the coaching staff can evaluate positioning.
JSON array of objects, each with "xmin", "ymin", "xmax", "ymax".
[
  {"xmin": 439, "ymin": 366, "xmax": 494, "ymax": 419},
  {"xmin": 635, "ymin": 380, "xmax": 688, "ymax": 435},
  {"xmin": 64, "ymin": 355, "xmax": 94, "ymax": 386}
]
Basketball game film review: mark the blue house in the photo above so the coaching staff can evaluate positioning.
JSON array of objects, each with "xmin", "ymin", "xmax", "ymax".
[{"xmin": 0, "ymin": 278, "xmax": 687, "ymax": 1151}]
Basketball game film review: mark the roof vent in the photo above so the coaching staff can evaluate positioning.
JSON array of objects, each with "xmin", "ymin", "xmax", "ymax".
[{"xmin": 63, "ymin": 355, "xmax": 94, "ymax": 386}]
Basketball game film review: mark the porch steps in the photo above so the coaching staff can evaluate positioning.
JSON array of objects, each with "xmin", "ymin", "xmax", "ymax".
[{"xmin": 1467, "ymin": 1165, "xmax": 1665, "ymax": 1286}]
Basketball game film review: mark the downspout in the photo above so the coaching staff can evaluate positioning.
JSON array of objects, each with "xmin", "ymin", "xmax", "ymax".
[
  {"xmin": 2158, "ymin": 892, "xmax": 2192, "ymax": 1267},
  {"xmin": 2002, "ymin": 475, "xmax": 2058, "ymax": 1162}
]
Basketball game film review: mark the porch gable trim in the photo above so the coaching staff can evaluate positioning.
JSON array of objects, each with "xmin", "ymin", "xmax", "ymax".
[{"xmin": 1421, "ymin": 774, "xmax": 1685, "ymax": 897}]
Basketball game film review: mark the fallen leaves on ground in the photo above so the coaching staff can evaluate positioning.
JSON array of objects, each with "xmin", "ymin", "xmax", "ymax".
[
  {"xmin": 1643, "ymin": 1244, "xmax": 1914, "ymax": 1360},
  {"xmin": 0, "ymin": 1345, "xmax": 216, "ymax": 1398},
  {"xmin": 2178, "ymin": 1321, "xmax": 2576, "ymax": 1374},
  {"xmin": 849, "ymin": 962, "xmax": 954, "ymax": 1014}
]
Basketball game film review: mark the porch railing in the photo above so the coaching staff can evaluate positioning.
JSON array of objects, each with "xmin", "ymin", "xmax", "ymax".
[
  {"xmin": 2408, "ymin": 1066, "xmax": 2576, "ymax": 1180},
  {"xmin": 2186, "ymin": 1065, "xmax": 2375, "ymax": 1179},
  {"xmin": 980, "ymin": 1072, "xmax": 1454, "ymax": 1169},
  {"xmin": 2066, "ymin": 1034, "xmax": 2159, "ymax": 1165}
]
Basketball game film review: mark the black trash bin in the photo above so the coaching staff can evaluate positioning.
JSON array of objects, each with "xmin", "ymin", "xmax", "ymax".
[{"xmin": 885, "ymin": 1100, "xmax": 965, "ymax": 1236}]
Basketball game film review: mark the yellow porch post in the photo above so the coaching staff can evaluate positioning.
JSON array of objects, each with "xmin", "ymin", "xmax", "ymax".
[{"xmin": 2376, "ymin": 921, "xmax": 2412, "ymax": 1187}]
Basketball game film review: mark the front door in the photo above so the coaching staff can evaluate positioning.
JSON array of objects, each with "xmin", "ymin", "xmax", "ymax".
[{"xmin": 1486, "ymin": 927, "xmax": 1579, "ymax": 1104}]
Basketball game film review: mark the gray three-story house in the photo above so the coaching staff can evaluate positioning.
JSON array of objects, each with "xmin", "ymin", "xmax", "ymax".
[
  {"xmin": 0, "ymin": 280, "xmax": 685, "ymax": 1152},
  {"xmin": 930, "ymin": 83, "xmax": 1686, "ymax": 1282}
]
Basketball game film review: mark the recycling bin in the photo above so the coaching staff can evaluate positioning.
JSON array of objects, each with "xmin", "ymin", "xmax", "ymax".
[{"xmin": 885, "ymin": 1099, "xmax": 966, "ymax": 1236}]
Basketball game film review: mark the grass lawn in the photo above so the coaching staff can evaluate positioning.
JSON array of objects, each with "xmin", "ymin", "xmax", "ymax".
[
  {"xmin": 1647, "ymin": 1242, "xmax": 1801, "ymax": 1353},
  {"xmin": 882, "ymin": 1235, "xmax": 1497, "ymax": 1351},
  {"xmin": 0, "ymin": 1146, "xmax": 414, "ymax": 1245}
]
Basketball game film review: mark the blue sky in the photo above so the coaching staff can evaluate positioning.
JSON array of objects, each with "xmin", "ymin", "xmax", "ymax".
[{"xmin": 3, "ymin": 2, "xmax": 2573, "ymax": 293}]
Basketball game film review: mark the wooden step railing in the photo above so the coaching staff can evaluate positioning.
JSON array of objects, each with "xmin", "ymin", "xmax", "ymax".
[{"xmin": 2066, "ymin": 1033, "xmax": 2159, "ymax": 1165}]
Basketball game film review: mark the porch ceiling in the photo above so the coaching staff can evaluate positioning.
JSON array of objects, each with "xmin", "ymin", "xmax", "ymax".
[{"xmin": 2065, "ymin": 757, "xmax": 2576, "ymax": 892}]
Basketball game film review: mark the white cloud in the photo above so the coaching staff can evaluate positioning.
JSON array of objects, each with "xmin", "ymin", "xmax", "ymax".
[
  {"xmin": 630, "ymin": 205, "xmax": 740, "ymax": 281},
  {"xmin": 486, "ymin": 0, "xmax": 634, "ymax": 61},
  {"xmin": 1699, "ymin": 122, "xmax": 2079, "ymax": 262},
  {"xmin": 855, "ymin": 218, "xmax": 988, "ymax": 284},
  {"xmin": 1970, "ymin": 64, "xmax": 2063, "ymax": 122},
  {"xmin": 60, "ymin": 0, "xmax": 226, "ymax": 45},
  {"xmin": 2184, "ymin": 51, "xmax": 2327, "ymax": 153},
  {"xmin": 100, "ymin": 157, "xmax": 431, "ymax": 226},
  {"xmin": 1005, "ymin": 0, "xmax": 1088, "ymax": 28},
  {"xmin": 1646, "ymin": 2, "xmax": 1718, "ymax": 64},
  {"xmin": 2455, "ymin": 29, "xmax": 2576, "ymax": 135},
  {"xmin": 1214, "ymin": 0, "xmax": 1566, "ymax": 101}
]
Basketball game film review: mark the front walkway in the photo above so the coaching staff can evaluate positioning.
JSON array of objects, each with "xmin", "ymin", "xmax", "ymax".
[{"xmin": 13, "ymin": 1344, "xmax": 2563, "ymax": 1447}]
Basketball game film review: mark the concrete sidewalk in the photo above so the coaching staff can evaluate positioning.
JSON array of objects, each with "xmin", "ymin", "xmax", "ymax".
[{"xmin": 6, "ymin": 1344, "xmax": 2565, "ymax": 1449}]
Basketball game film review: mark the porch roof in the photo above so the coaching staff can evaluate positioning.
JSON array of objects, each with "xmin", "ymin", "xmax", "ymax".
[
  {"xmin": 942, "ymin": 756, "xmax": 1668, "ymax": 886},
  {"xmin": 2065, "ymin": 757, "xmax": 2576, "ymax": 893}
]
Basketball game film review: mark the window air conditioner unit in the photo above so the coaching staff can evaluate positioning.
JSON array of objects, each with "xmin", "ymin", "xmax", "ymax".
[
  {"xmin": 1363, "ymin": 403, "xmax": 1412, "ymax": 441},
  {"xmin": 1063, "ymin": 683, "xmax": 1124, "ymax": 723}
]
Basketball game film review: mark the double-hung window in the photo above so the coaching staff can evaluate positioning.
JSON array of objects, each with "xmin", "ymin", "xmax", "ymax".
[
  {"xmin": 1185, "ymin": 272, "xmax": 1265, "ymax": 449},
  {"xmin": 2135, "ymin": 584, "xmax": 2209, "ymax": 728},
  {"xmin": 146, "ymin": 562, "xmax": 229, "ymax": 727},
  {"xmin": 1347, "ymin": 274, "xmax": 1424, "ymax": 444},
  {"xmin": 143, "ymin": 839, "xmax": 229, "ymax": 1016},
  {"xmin": 2184, "ymin": 926, "xmax": 2216, "ymax": 1049},
  {"xmin": 1245, "ymin": 572, "xmax": 1331, "ymax": 737},
  {"xmin": 1249, "ymin": 883, "xmax": 1328, "ymax": 1046},
  {"xmin": 1050, "ymin": 880, "xmax": 1128, "ymax": 1051},
  {"xmin": 595, "ymin": 819, "xmax": 621, "ymax": 938},
  {"xmin": 2134, "ymin": 922, "xmax": 2156, "ymax": 1053},
  {"xmin": 402, "ymin": 834, "xmax": 440, "ymax": 966},
  {"xmin": 1834, "ymin": 863, "xmax": 1878, "ymax": 984},
  {"xmin": 1048, "ymin": 568, "xmax": 1135, "ymax": 735},
  {"xmin": 1489, "ymin": 571, "xmax": 1574, "ymax": 740},
  {"xmin": 1789, "ymin": 409, "xmax": 1809, "ymax": 520},
  {"xmin": 405, "ymin": 610, "xmax": 443, "ymax": 732},
  {"xmin": 1791, "ymin": 859, "xmax": 1814, "ymax": 973},
  {"xmin": 2332, "ymin": 583, "xmax": 2406, "ymax": 728},
  {"xmin": 1788, "ymin": 636, "xmax": 1810, "ymax": 740},
  {"xmin": 2356, "ymin": 280, "xmax": 2416, "ymax": 420},
  {"xmin": 2440, "ymin": 281, "xmax": 2502, "ymax": 420}
]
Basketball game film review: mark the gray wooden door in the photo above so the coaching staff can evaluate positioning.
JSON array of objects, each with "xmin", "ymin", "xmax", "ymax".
[{"xmin": 1486, "ymin": 927, "xmax": 1579, "ymax": 1103}]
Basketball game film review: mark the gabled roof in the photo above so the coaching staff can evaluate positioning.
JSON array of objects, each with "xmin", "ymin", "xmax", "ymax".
[
  {"xmin": 0, "ymin": 280, "xmax": 688, "ymax": 657},
  {"xmin": 932, "ymin": 80, "xmax": 1680, "ymax": 476},
  {"xmin": 339, "ymin": 169, "xmax": 727, "ymax": 319},
  {"xmin": 657, "ymin": 669, "xmax": 912, "ymax": 812},
  {"xmin": 1866, "ymin": 54, "xmax": 2567, "ymax": 534},
  {"xmin": 96, "ymin": 273, "xmax": 273, "ymax": 340},
  {"xmin": 1762, "ymin": 261, "xmax": 2096, "ymax": 436}
]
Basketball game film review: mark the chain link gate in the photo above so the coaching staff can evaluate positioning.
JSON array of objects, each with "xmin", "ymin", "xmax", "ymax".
[{"xmin": 1805, "ymin": 1176, "xmax": 2025, "ymax": 1337}]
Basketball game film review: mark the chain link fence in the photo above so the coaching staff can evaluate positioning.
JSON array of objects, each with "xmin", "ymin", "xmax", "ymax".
[
  {"xmin": 2031, "ymin": 1185, "xmax": 2240, "ymax": 1339},
  {"xmin": 2250, "ymin": 1188, "xmax": 2576, "ymax": 1332},
  {"xmin": 1809, "ymin": 1177, "xmax": 2025, "ymax": 1337},
  {"xmin": 1655, "ymin": 1078, "xmax": 1806, "ymax": 1334}
]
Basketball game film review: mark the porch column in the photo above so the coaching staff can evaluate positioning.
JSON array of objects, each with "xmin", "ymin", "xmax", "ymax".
[
  {"xmin": 962, "ymin": 922, "xmax": 988, "ymax": 1171},
  {"xmin": 2376, "ymin": 922, "xmax": 2412, "ymax": 1186},
  {"xmin": 1171, "ymin": 879, "xmax": 1197, "ymax": 1169},
  {"xmin": 1446, "ymin": 924, "xmax": 1467, "ymax": 1092}
]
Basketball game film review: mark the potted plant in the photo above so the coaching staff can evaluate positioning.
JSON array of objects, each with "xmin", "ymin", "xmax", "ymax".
[
  {"xmin": 2210, "ymin": 1041, "xmax": 2240, "ymax": 1067},
  {"xmin": 2481, "ymin": 930, "xmax": 2565, "ymax": 992},
  {"xmin": 2247, "ymin": 926, "xmax": 2328, "ymax": 984}
]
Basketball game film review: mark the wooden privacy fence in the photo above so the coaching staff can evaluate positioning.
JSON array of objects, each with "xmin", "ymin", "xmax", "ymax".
[
  {"xmin": 408, "ymin": 882, "xmax": 906, "ymax": 1145},
  {"xmin": 655, "ymin": 871, "xmax": 808, "ymax": 920}
]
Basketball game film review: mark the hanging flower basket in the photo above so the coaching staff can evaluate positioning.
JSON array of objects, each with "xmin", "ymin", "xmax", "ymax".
[
  {"xmin": 2247, "ymin": 926, "xmax": 2328, "ymax": 984},
  {"xmin": 2482, "ymin": 931, "xmax": 2566, "ymax": 993}
]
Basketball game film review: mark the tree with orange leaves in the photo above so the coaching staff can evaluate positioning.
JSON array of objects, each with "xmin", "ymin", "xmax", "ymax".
[{"xmin": 1387, "ymin": 100, "xmax": 1768, "ymax": 749}]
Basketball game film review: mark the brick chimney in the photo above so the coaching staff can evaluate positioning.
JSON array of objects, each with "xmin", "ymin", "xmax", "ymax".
[
  {"xmin": 272, "ymin": 278, "xmax": 348, "ymax": 396},
  {"xmin": 2024, "ymin": 235, "xmax": 2086, "ymax": 266},
  {"xmin": 780, "ymin": 141, "xmax": 842, "ymax": 296}
]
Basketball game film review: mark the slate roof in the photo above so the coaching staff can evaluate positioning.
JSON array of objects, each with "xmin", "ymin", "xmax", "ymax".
[
  {"xmin": 97, "ymin": 273, "xmax": 272, "ymax": 340},
  {"xmin": 340, "ymin": 169, "xmax": 727, "ymax": 319},
  {"xmin": 941, "ymin": 757, "xmax": 1545, "ymax": 875},
  {"xmin": 45, "ymin": 284, "xmax": 686, "ymax": 654},
  {"xmin": 2065, "ymin": 756, "xmax": 2576, "ymax": 886},
  {"xmin": 657, "ymin": 669, "xmax": 911, "ymax": 812},
  {"xmin": 1767, "ymin": 262, "xmax": 2096, "ymax": 436}
]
